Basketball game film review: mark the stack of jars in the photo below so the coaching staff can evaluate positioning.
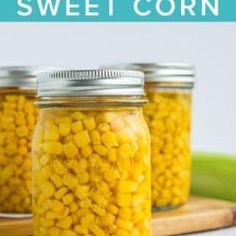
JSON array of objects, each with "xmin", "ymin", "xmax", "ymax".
[{"xmin": 0, "ymin": 64, "xmax": 194, "ymax": 236}]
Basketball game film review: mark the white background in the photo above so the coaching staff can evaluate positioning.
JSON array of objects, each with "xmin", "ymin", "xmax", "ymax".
[{"xmin": 0, "ymin": 23, "xmax": 235, "ymax": 155}]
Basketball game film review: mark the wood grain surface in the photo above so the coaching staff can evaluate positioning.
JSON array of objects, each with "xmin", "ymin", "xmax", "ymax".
[
  {"xmin": 1, "ymin": 197, "xmax": 236, "ymax": 236},
  {"xmin": 152, "ymin": 197, "xmax": 236, "ymax": 235}
]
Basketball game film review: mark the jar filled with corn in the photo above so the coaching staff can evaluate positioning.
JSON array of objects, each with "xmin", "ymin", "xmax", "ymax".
[
  {"xmin": 33, "ymin": 70, "xmax": 151, "ymax": 236},
  {"xmin": 102, "ymin": 63, "xmax": 195, "ymax": 211},
  {"xmin": 0, "ymin": 66, "xmax": 54, "ymax": 215}
]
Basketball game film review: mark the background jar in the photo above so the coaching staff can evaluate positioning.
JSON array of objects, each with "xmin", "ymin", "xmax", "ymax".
[
  {"xmin": 33, "ymin": 70, "xmax": 151, "ymax": 236},
  {"xmin": 102, "ymin": 63, "xmax": 195, "ymax": 211},
  {"xmin": 0, "ymin": 66, "xmax": 52, "ymax": 215}
]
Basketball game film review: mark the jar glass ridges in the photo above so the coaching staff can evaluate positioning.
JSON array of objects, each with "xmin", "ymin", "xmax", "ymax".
[
  {"xmin": 102, "ymin": 63, "xmax": 195, "ymax": 211},
  {"xmin": 33, "ymin": 70, "xmax": 151, "ymax": 235}
]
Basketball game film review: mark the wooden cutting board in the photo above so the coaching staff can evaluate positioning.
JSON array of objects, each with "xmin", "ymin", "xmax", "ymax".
[
  {"xmin": 1, "ymin": 197, "xmax": 236, "ymax": 236},
  {"xmin": 152, "ymin": 197, "xmax": 236, "ymax": 235}
]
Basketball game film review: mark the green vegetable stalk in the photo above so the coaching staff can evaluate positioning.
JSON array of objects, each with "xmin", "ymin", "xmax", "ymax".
[{"xmin": 191, "ymin": 152, "xmax": 236, "ymax": 202}]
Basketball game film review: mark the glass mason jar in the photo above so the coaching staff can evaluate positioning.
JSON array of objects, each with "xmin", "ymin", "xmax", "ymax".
[
  {"xmin": 32, "ymin": 70, "xmax": 151, "ymax": 236},
  {"xmin": 102, "ymin": 63, "xmax": 195, "ymax": 211},
  {"xmin": 0, "ymin": 67, "xmax": 50, "ymax": 215}
]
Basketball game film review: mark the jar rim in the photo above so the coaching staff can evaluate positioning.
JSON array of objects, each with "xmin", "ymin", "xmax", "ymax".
[
  {"xmin": 37, "ymin": 69, "xmax": 146, "ymax": 97},
  {"xmin": 0, "ymin": 66, "xmax": 57, "ymax": 89},
  {"xmin": 101, "ymin": 63, "xmax": 195, "ymax": 88}
]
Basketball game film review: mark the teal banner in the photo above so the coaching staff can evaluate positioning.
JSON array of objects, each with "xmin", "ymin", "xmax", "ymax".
[{"xmin": 0, "ymin": 0, "xmax": 235, "ymax": 22}]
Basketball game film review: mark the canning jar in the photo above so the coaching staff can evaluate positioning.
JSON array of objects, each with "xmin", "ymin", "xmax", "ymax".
[
  {"xmin": 32, "ymin": 70, "xmax": 151, "ymax": 236},
  {"xmin": 0, "ymin": 67, "xmax": 51, "ymax": 215},
  {"xmin": 143, "ymin": 64, "xmax": 194, "ymax": 210},
  {"xmin": 102, "ymin": 63, "xmax": 195, "ymax": 210}
]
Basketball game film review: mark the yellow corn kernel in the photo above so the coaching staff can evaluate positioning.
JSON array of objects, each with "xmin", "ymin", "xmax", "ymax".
[
  {"xmin": 75, "ymin": 185, "xmax": 90, "ymax": 198},
  {"xmin": 110, "ymin": 118, "xmax": 125, "ymax": 131},
  {"xmin": 59, "ymin": 122, "xmax": 71, "ymax": 137},
  {"xmin": 74, "ymin": 225, "xmax": 88, "ymax": 234},
  {"xmin": 69, "ymin": 202, "xmax": 78, "ymax": 213},
  {"xmin": 132, "ymin": 194, "xmax": 145, "ymax": 207},
  {"xmin": 98, "ymin": 123, "xmax": 110, "ymax": 133},
  {"xmin": 161, "ymin": 189, "xmax": 171, "ymax": 199},
  {"xmin": 156, "ymin": 198, "xmax": 170, "ymax": 208},
  {"xmin": 78, "ymin": 172, "xmax": 90, "ymax": 184},
  {"xmin": 119, "ymin": 208, "xmax": 132, "ymax": 220},
  {"xmin": 51, "ymin": 199, "xmax": 64, "ymax": 214},
  {"xmin": 101, "ymin": 212, "xmax": 115, "ymax": 226},
  {"xmin": 107, "ymin": 148, "xmax": 117, "ymax": 162},
  {"xmin": 107, "ymin": 203, "xmax": 119, "ymax": 215},
  {"xmin": 117, "ymin": 180, "xmax": 138, "ymax": 193},
  {"xmin": 90, "ymin": 225, "xmax": 105, "ymax": 236},
  {"xmin": 71, "ymin": 111, "xmax": 85, "ymax": 121},
  {"xmin": 63, "ymin": 193, "xmax": 75, "ymax": 205},
  {"xmin": 133, "ymin": 211, "xmax": 145, "ymax": 224},
  {"xmin": 73, "ymin": 130, "xmax": 91, "ymax": 147},
  {"xmin": 93, "ymin": 145, "xmax": 108, "ymax": 156},
  {"xmin": 50, "ymin": 174, "xmax": 63, "ymax": 188},
  {"xmin": 6, "ymin": 144, "xmax": 18, "ymax": 155},
  {"xmin": 115, "ymin": 228, "xmax": 130, "ymax": 236},
  {"xmin": 172, "ymin": 186, "xmax": 181, "ymax": 196},
  {"xmin": 48, "ymin": 227, "xmax": 61, "ymax": 236},
  {"xmin": 101, "ymin": 131, "xmax": 118, "ymax": 148},
  {"xmin": 46, "ymin": 211, "xmax": 58, "ymax": 220},
  {"xmin": 42, "ymin": 181, "xmax": 55, "ymax": 198},
  {"xmin": 171, "ymin": 197, "xmax": 181, "ymax": 206},
  {"xmin": 77, "ymin": 159, "xmax": 88, "ymax": 171},
  {"xmin": 55, "ymin": 187, "xmax": 68, "ymax": 200},
  {"xmin": 80, "ymin": 213, "xmax": 95, "ymax": 227},
  {"xmin": 116, "ymin": 130, "xmax": 132, "ymax": 144},
  {"xmin": 43, "ymin": 142, "xmax": 62, "ymax": 155},
  {"xmin": 71, "ymin": 121, "xmax": 83, "ymax": 133},
  {"xmin": 116, "ymin": 218, "xmax": 133, "ymax": 231},
  {"xmin": 99, "ymin": 181, "xmax": 110, "ymax": 196},
  {"xmin": 90, "ymin": 130, "xmax": 101, "ymax": 145},
  {"xmin": 92, "ymin": 204, "xmax": 105, "ymax": 216},
  {"xmin": 44, "ymin": 125, "xmax": 59, "ymax": 141},
  {"xmin": 63, "ymin": 174, "xmax": 78, "ymax": 189},
  {"xmin": 103, "ymin": 169, "xmax": 119, "ymax": 183},
  {"xmin": 118, "ymin": 144, "xmax": 132, "ymax": 159},
  {"xmin": 52, "ymin": 160, "xmax": 67, "ymax": 175},
  {"xmin": 81, "ymin": 145, "xmax": 93, "ymax": 158},
  {"xmin": 5, "ymin": 95, "xmax": 18, "ymax": 102},
  {"xmin": 41, "ymin": 219, "xmax": 54, "ymax": 227},
  {"xmin": 116, "ymin": 194, "xmax": 132, "ymax": 207},
  {"xmin": 57, "ymin": 216, "xmax": 73, "ymax": 229},
  {"xmin": 83, "ymin": 117, "xmax": 96, "ymax": 130},
  {"xmin": 63, "ymin": 141, "xmax": 78, "ymax": 158},
  {"xmin": 16, "ymin": 126, "xmax": 29, "ymax": 138},
  {"xmin": 60, "ymin": 229, "xmax": 77, "ymax": 236},
  {"xmin": 91, "ymin": 192, "xmax": 107, "ymax": 207},
  {"xmin": 18, "ymin": 146, "xmax": 28, "ymax": 156},
  {"xmin": 39, "ymin": 154, "xmax": 50, "ymax": 166},
  {"xmin": 102, "ymin": 112, "xmax": 116, "ymax": 123}
]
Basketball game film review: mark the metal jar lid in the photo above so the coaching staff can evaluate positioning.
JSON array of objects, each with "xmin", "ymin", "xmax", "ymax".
[
  {"xmin": 102, "ymin": 63, "xmax": 195, "ymax": 88},
  {"xmin": 0, "ymin": 66, "xmax": 56, "ymax": 89},
  {"xmin": 37, "ymin": 70, "xmax": 145, "ymax": 97}
]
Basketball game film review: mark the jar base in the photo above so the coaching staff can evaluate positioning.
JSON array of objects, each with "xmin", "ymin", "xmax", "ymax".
[
  {"xmin": 0, "ymin": 213, "xmax": 32, "ymax": 219},
  {"xmin": 152, "ymin": 204, "xmax": 183, "ymax": 212}
]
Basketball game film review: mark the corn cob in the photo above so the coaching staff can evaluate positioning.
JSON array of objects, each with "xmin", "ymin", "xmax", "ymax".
[{"xmin": 191, "ymin": 152, "xmax": 236, "ymax": 202}]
